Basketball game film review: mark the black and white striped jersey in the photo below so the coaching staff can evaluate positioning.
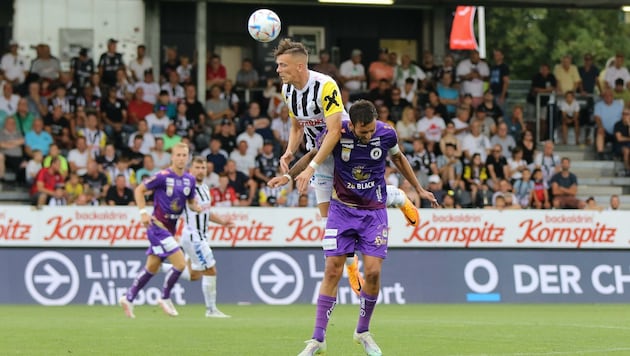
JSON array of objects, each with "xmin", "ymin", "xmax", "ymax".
[{"xmin": 182, "ymin": 183, "xmax": 213, "ymax": 237}]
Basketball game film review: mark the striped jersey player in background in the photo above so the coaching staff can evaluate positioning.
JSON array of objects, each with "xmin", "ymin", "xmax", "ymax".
[
  {"xmin": 161, "ymin": 156, "xmax": 234, "ymax": 318},
  {"xmin": 274, "ymin": 39, "xmax": 420, "ymax": 295}
]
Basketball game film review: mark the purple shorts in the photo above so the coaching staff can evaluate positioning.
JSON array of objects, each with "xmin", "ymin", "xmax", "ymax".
[
  {"xmin": 145, "ymin": 223, "xmax": 180, "ymax": 259},
  {"xmin": 323, "ymin": 200, "xmax": 389, "ymax": 259}
]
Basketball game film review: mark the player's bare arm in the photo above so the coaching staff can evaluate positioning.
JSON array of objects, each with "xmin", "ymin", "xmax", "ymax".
[
  {"xmin": 187, "ymin": 197, "xmax": 202, "ymax": 213},
  {"xmin": 295, "ymin": 111, "xmax": 342, "ymax": 192},
  {"xmin": 390, "ymin": 151, "xmax": 439, "ymax": 208},
  {"xmin": 280, "ymin": 115, "xmax": 303, "ymax": 172},
  {"xmin": 268, "ymin": 149, "xmax": 317, "ymax": 188},
  {"xmin": 134, "ymin": 183, "xmax": 151, "ymax": 226},
  {"xmin": 209, "ymin": 213, "xmax": 235, "ymax": 228}
]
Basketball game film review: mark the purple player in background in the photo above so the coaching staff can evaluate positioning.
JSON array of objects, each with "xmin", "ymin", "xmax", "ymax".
[
  {"xmin": 289, "ymin": 100, "xmax": 438, "ymax": 356},
  {"xmin": 119, "ymin": 142, "xmax": 201, "ymax": 318}
]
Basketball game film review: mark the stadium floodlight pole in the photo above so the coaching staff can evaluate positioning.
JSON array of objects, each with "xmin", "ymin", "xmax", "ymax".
[{"xmin": 477, "ymin": 6, "xmax": 486, "ymax": 59}]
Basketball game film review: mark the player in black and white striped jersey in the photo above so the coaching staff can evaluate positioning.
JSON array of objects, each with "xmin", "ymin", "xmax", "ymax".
[{"xmin": 163, "ymin": 156, "xmax": 234, "ymax": 318}]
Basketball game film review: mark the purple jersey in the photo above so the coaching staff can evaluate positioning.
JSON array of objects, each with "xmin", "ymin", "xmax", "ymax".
[
  {"xmin": 332, "ymin": 120, "xmax": 398, "ymax": 209},
  {"xmin": 143, "ymin": 168, "xmax": 196, "ymax": 234}
]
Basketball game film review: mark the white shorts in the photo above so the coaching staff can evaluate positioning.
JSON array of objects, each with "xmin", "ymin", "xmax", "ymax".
[
  {"xmin": 180, "ymin": 229, "xmax": 216, "ymax": 271},
  {"xmin": 311, "ymin": 155, "xmax": 334, "ymax": 204}
]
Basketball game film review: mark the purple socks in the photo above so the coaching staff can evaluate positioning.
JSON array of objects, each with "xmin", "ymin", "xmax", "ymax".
[
  {"xmin": 126, "ymin": 267, "xmax": 154, "ymax": 302},
  {"xmin": 312, "ymin": 294, "xmax": 337, "ymax": 342},
  {"xmin": 356, "ymin": 290, "xmax": 378, "ymax": 333}
]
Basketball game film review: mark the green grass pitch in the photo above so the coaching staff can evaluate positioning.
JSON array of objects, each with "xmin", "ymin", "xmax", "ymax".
[{"xmin": 2, "ymin": 304, "xmax": 630, "ymax": 355}]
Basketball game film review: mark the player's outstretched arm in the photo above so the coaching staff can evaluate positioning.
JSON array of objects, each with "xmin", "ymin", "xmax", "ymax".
[
  {"xmin": 209, "ymin": 212, "xmax": 235, "ymax": 228},
  {"xmin": 268, "ymin": 149, "xmax": 317, "ymax": 188},
  {"xmin": 390, "ymin": 151, "xmax": 439, "ymax": 208}
]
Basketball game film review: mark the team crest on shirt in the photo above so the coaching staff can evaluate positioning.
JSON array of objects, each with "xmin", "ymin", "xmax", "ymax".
[
  {"xmin": 183, "ymin": 178, "xmax": 191, "ymax": 196},
  {"xmin": 352, "ymin": 166, "xmax": 370, "ymax": 181},
  {"xmin": 370, "ymin": 147, "xmax": 382, "ymax": 160},
  {"xmin": 341, "ymin": 147, "xmax": 351, "ymax": 161}
]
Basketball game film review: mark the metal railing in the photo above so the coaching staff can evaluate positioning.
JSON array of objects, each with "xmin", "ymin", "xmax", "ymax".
[{"xmin": 534, "ymin": 92, "xmax": 597, "ymax": 144}]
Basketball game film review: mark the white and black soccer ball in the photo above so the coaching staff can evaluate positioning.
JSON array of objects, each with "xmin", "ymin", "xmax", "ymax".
[{"xmin": 247, "ymin": 9, "xmax": 281, "ymax": 43}]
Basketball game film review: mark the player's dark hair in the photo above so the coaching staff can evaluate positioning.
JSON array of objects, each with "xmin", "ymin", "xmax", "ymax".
[
  {"xmin": 348, "ymin": 100, "xmax": 378, "ymax": 126},
  {"xmin": 192, "ymin": 156, "xmax": 206, "ymax": 165}
]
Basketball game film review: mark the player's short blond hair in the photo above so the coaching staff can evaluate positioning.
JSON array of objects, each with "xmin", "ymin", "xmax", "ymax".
[
  {"xmin": 274, "ymin": 39, "xmax": 308, "ymax": 59},
  {"xmin": 172, "ymin": 142, "xmax": 189, "ymax": 153}
]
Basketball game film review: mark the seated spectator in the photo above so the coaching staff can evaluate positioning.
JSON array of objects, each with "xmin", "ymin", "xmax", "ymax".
[
  {"xmin": 507, "ymin": 147, "xmax": 528, "ymax": 183},
  {"xmin": 396, "ymin": 106, "xmax": 418, "ymax": 153},
  {"xmin": 144, "ymin": 104, "xmax": 170, "ymax": 136},
  {"xmin": 44, "ymin": 105, "xmax": 73, "ymax": 151},
  {"xmin": 462, "ymin": 121, "xmax": 492, "ymax": 163},
  {"xmin": 127, "ymin": 87, "xmax": 154, "ymax": 124},
  {"xmin": 30, "ymin": 157, "xmax": 64, "ymax": 208},
  {"xmin": 519, "ymin": 129, "xmax": 537, "ymax": 166},
  {"xmin": 151, "ymin": 137, "xmax": 171, "ymax": 170},
  {"xmin": 209, "ymin": 173, "xmax": 238, "ymax": 207},
  {"xmin": 608, "ymin": 194, "xmax": 621, "ymax": 211},
  {"xmin": 205, "ymin": 84, "xmax": 235, "ymax": 130},
  {"xmin": 436, "ymin": 142, "xmax": 463, "ymax": 189},
  {"xmin": 385, "ymin": 87, "xmax": 410, "ymax": 123},
  {"xmin": 154, "ymin": 90, "xmax": 177, "ymax": 119},
  {"xmin": 136, "ymin": 155, "xmax": 158, "ymax": 182},
  {"xmin": 0, "ymin": 81, "xmax": 20, "ymax": 116},
  {"xmin": 236, "ymin": 122, "xmax": 264, "ymax": 157},
  {"xmin": 439, "ymin": 122, "xmax": 463, "ymax": 158},
  {"xmin": 0, "ymin": 116, "xmax": 25, "ymax": 182},
  {"xmin": 486, "ymin": 144, "xmax": 509, "ymax": 190},
  {"xmin": 106, "ymin": 174, "xmax": 135, "ymax": 206},
  {"xmin": 48, "ymin": 183, "xmax": 68, "ymax": 206},
  {"xmin": 612, "ymin": 78, "xmax": 630, "ymax": 105},
  {"xmin": 135, "ymin": 70, "xmax": 160, "ymax": 104},
  {"xmin": 583, "ymin": 196, "xmax": 604, "ymax": 211},
  {"xmin": 100, "ymin": 87, "xmax": 129, "ymax": 149},
  {"xmin": 229, "ymin": 140, "xmax": 256, "ymax": 177},
  {"xmin": 65, "ymin": 172, "xmax": 84, "ymax": 204},
  {"xmin": 462, "ymin": 153, "xmax": 488, "ymax": 199},
  {"xmin": 211, "ymin": 118, "xmax": 237, "ymax": 154},
  {"xmin": 107, "ymin": 157, "xmax": 137, "ymax": 188},
  {"xmin": 162, "ymin": 124, "xmax": 182, "ymax": 152},
  {"xmin": 224, "ymin": 159, "xmax": 256, "ymax": 206},
  {"xmin": 534, "ymin": 140, "xmax": 561, "ymax": 186},
  {"xmin": 254, "ymin": 140, "xmax": 279, "ymax": 186},
  {"xmin": 400, "ymin": 77, "xmax": 418, "ymax": 109},
  {"xmin": 491, "ymin": 178, "xmax": 513, "ymax": 206},
  {"xmin": 490, "ymin": 122, "xmax": 516, "ymax": 158},
  {"xmin": 123, "ymin": 136, "xmax": 146, "ymax": 171},
  {"xmin": 203, "ymin": 161, "xmax": 220, "ymax": 188},
  {"xmin": 426, "ymin": 90, "xmax": 449, "ymax": 122},
  {"xmin": 176, "ymin": 55, "xmax": 193, "ymax": 85},
  {"xmin": 530, "ymin": 168, "xmax": 551, "ymax": 209},
  {"xmin": 422, "ymin": 174, "xmax": 446, "ymax": 208},
  {"xmin": 452, "ymin": 105, "xmax": 472, "ymax": 142},
  {"xmin": 559, "ymin": 91, "xmax": 581, "ymax": 145},
  {"xmin": 594, "ymin": 89, "xmax": 623, "ymax": 160},
  {"xmin": 506, "ymin": 105, "xmax": 526, "ymax": 143},
  {"xmin": 43, "ymin": 143, "xmax": 69, "ymax": 178},
  {"xmin": 441, "ymin": 192, "xmax": 457, "ymax": 209},
  {"xmin": 25, "ymin": 149, "xmax": 43, "ymax": 185},
  {"xmin": 201, "ymin": 137, "xmax": 228, "ymax": 174},
  {"xmin": 74, "ymin": 84, "xmax": 100, "ymax": 114},
  {"xmin": 550, "ymin": 157, "xmax": 585, "ymax": 209},
  {"xmin": 128, "ymin": 120, "xmax": 155, "ymax": 155},
  {"xmin": 161, "ymin": 72, "xmax": 185, "ymax": 104},
  {"xmin": 271, "ymin": 104, "xmax": 291, "ymax": 154},
  {"xmin": 48, "ymin": 85, "xmax": 75, "ymax": 118},
  {"xmin": 472, "ymin": 106, "xmax": 496, "ymax": 138},
  {"xmin": 235, "ymin": 58, "xmax": 260, "ymax": 89},
  {"xmin": 614, "ymin": 109, "xmax": 630, "ymax": 176},
  {"xmin": 512, "ymin": 167, "xmax": 534, "ymax": 208},
  {"xmin": 96, "ymin": 144, "xmax": 118, "ymax": 172},
  {"xmin": 82, "ymin": 160, "xmax": 109, "ymax": 202},
  {"xmin": 416, "ymin": 105, "xmax": 445, "ymax": 145},
  {"xmin": 174, "ymin": 102, "xmax": 193, "ymax": 138},
  {"xmin": 407, "ymin": 138, "xmax": 438, "ymax": 185},
  {"xmin": 452, "ymin": 179, "xmax": 475, "ymax": 209},
  {"xmin": 67, "ymin": 136, "xmax": 90, "ymax": 175},
  {"xmin": 478, "ymin": 90, "xmax": 504, "ymax": 123},
  {"xmin": 77, "ymin": 112, "xmax": 107, "ymax": 158},
  {"xmin": 368, "ymin": 79, "xmax": 391, "ymax": 107},
  {"xmin": 258, "ymin": 185, "xmax": 289, "ymax": 207},
  {"xmin": 436, "ymin": 72, "xmax": 459, "ymax": 118}
]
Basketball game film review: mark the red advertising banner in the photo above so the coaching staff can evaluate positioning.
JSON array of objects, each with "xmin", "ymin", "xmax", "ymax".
[
  {"xmin": 450, "ymin": 6, "xmax": 478, "ymax": 50},
  {"xmin": 0, "ymin": 206, "xmax": 628, "ymax": 249}
]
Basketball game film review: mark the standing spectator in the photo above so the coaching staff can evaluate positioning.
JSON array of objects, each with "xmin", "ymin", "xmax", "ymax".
[
  {"xmin": 527, "ymin": 63, "xmax": 557, "ymax": 140},
  {"xmin": 128, "ymin": 44, "xmax": 153, "ymax": 83},
  {"xmin": 550, "ymin": 157, "xmax": 585, "ymax": 209},
  {"xmin": 456, "ymin": 50, "xmax": 490, "ymax": 108},
  {"xmin": 0, "ymin": 116, "xmax": 25, "ymax": 182},
  {"xmin": 594, "ymin": 89, "xmax": 623, "ymax": 159},
  {"xmin": 235, "ymin": 58, "xmax": 260, "ymax": 89},
  {"xmin": 161, "ymin": 47, "xmax": 180, "ymax": 81},
  {"xmin": 614, "ymin": 109, "xmax": 630, "ymax": 176},
  {"xmin": 176, "ymin": 55, "xmax": 192, "ymax": 85},
  {"xmin": 393, "ymin": 54, "xmax": 425, "ymax": 92},
  {"xmin": 30, "ymin": 157, "xmax": 64, "ymax": 207},
  {"xmin": 1, "ymin": 40, "xmax": 28, "ymax": 85},
  {"xmin": 489, "ymin": 49, "xmax": 510, "ymax": 107},
  {"xmin": 206, "ymin": 53, "xmax": 226, "ymax": 89},
  {"xmin": 98, "ymin": 38, "xmax": 125, "ymax": 88},
  {"xmin": 339, "ymin": 49, "xmax": 366, "ymax": 96},
  {"xmin": 29, "ymin": 44, "xmax": 61, "ymax": 81},
  {"xmin": 368, "ymin": 48, "xmax": 394, "ymax": 90},
  {"xmin": 604, "ymin": 52, "xmax": 630, "ymax": 90},
  {"xmin": 553, "ymin": 55, "xmax": 581, "ymax": 94},
  {"xmin": 106, "ymin": 174, "xmax": 135, "ymax": 206},
  {"xmin": 559, "ymin": 91, "xmax": 582, "ymax": 145},
  {"xmin": 437, "ymin": 73, "xmax": 459, "ymax": 119},
  {"xmin": 578, "ymin": 53, "xmax": 601, "ymax": 145},
  {"xmin": 69, "ymin": 48, "xmax": 94, "ymax": 89},
  {"xmin": 313, "ymin": 49, "xmax": 339, "ymax": 82},
  {"xmin": 161, "ymin": 72, "xmax": 184, "ymax": 104}
]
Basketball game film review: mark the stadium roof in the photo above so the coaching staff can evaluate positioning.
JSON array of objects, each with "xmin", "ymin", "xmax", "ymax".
[{"xmin": 201, "ymin": 0, "xmax": 630, "ymax": 9}]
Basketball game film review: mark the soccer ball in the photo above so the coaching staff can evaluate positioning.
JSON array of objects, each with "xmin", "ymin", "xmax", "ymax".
[{"xmin": 248, "ymin": 9, "xmax": 281, "ymax": 43}]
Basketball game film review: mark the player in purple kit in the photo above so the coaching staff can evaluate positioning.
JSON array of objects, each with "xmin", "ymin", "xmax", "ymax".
[
  {"xmin": 292, "ymin": 100, "xmax": 437, "ymax": 356},
  {"xmin": 119, "ymin": 142, "xmax": 201, "ymax": 318}
]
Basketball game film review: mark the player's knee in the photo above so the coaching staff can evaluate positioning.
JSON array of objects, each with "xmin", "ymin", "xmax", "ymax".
[{"xmin": 363, "ymin": 268, "xmax": 381, "ymax": 286}]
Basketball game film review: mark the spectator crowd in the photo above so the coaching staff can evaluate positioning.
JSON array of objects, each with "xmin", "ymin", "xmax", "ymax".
[{"xmin": 0, "ymin": 39, "xmax": 625, "ymax": 210}]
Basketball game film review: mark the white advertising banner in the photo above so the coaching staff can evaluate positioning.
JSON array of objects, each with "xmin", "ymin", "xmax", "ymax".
[{"xmin": 0, "ymin": 206, "xmax": 627, "ymax": 249}]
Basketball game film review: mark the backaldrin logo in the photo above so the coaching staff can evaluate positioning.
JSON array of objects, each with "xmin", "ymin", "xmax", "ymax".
[{"xmin": 464, "ymin": 258, "xmax": 501, "ymax": 302}]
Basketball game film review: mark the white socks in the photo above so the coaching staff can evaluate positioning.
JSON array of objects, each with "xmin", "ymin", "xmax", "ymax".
[
  {"xmin": 161, "ymin": 263, "xmax": 191, "ymax": 281},
  {"xmin": 386, "ymin": 185, "xmax": 406, "ymax": 208},
  {"xmin": 202, "ymin": 275, "xmax": 217, "ymax": 310}
]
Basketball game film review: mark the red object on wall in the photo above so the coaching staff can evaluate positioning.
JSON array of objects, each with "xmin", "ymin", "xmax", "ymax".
[{"xmin": 450, "ymin": 6, "xmax": 478, "ymax": 50}]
